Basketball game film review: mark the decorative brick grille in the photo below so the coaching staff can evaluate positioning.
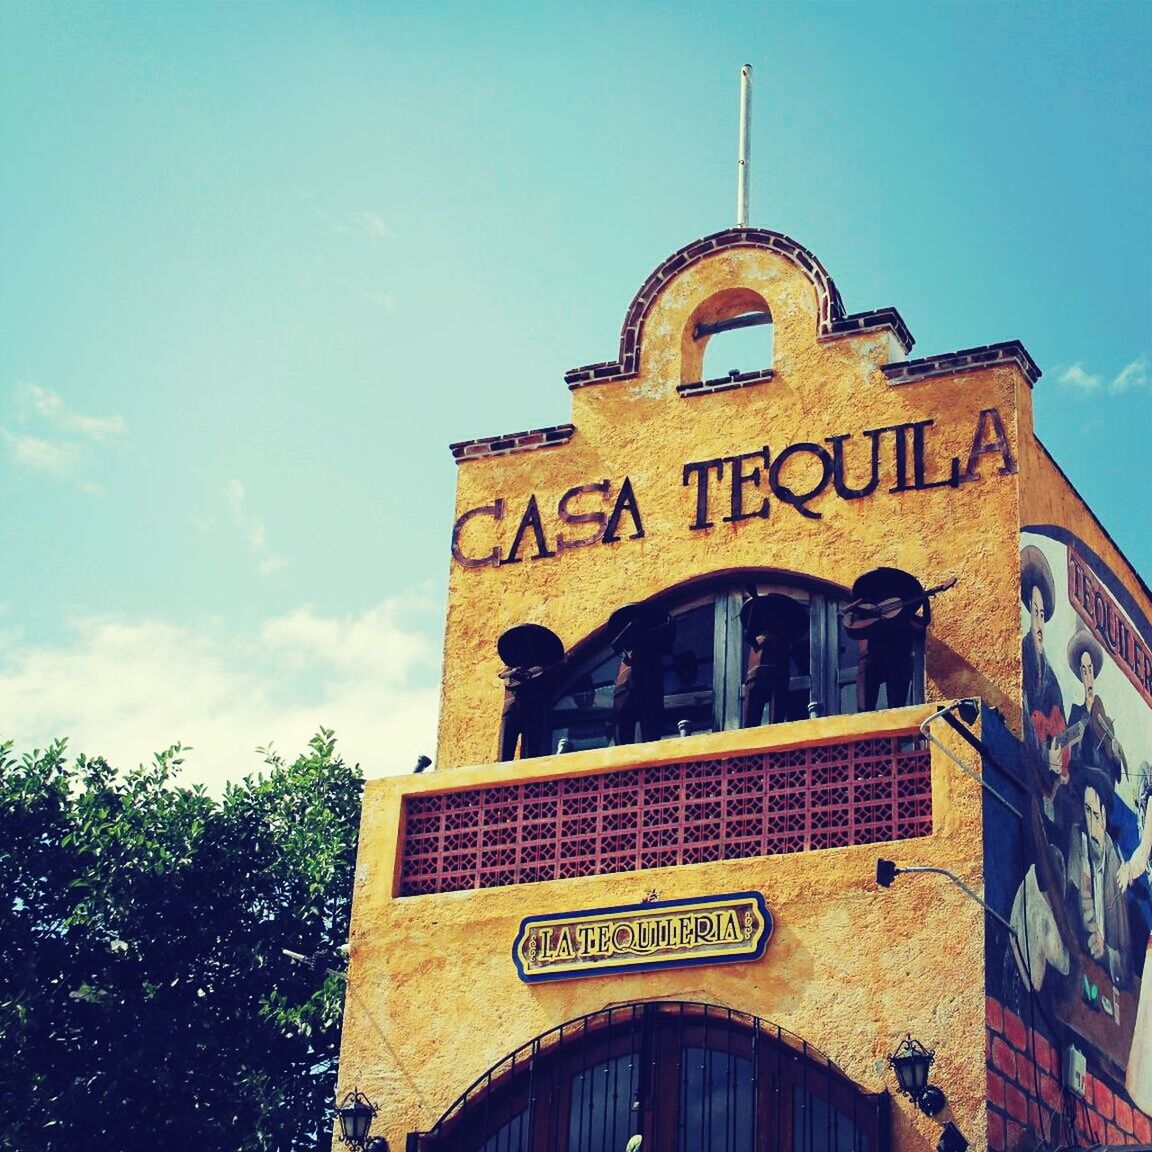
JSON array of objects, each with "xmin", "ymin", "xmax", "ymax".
[{"xmin": 398, "ymin": 734, "xmax": 931, "ymax": 896}]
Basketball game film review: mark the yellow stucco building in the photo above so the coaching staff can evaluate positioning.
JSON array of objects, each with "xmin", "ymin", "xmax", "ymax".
[{"xmin": 335, "ymin": 227, "xmax": 1152, "ymax": 1152}]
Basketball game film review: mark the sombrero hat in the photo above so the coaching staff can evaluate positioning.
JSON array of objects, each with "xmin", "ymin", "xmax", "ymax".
[
  {"xmin": 607, "ymin": 602, "xmax": 672, "ymax": 652},
  {"xmin": 1020, "ymin": 545, "xmax": 1055, "ymax": 620},
  {"xmin": 1067, "ymin": 626, "xmax": 1104, "ymax": 679},
  {"xmin": 497, "ymin": 623, "xmax": 564, "ymax": 669},
  {"xmin": 850, "ymin": 566, "xmax": 924, "ymax": 604},
  {"xmin": 740, "ymin": 592, "xmax": 809, "ymax": 640}
]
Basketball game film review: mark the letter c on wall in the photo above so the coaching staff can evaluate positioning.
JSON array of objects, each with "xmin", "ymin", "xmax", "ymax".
[{"xmin": 452, "ymin": 499, "xmax": 505, "ymax": 568}]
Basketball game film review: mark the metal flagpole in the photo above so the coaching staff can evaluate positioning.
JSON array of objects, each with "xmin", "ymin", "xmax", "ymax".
[{"xmin": 737, "ymin": 64, "xmax": 752, "ymax": 227}]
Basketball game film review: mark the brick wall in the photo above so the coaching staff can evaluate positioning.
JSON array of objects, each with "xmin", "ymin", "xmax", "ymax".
[{"xmin": 987, "ymin": 995, "xmax": 1152, "ymax": 1151}]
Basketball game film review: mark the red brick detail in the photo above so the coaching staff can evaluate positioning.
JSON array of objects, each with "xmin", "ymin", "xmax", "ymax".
[
  {"xmin": 991, "ymin": 1036, "xmax": 1018, "ymax": 1080},
  {"xmin": 987, "ymin": 996, "xmax": 1004, "ymax": 1034},
  {"xmin": 988, "ymin": 1070, "xmax": 1006, "ymax": 1110},
  {"xmin": 1030, "ymin": 1097, "xmax": 1045, "ymax": 1132},
  {"xmin": 987, "ymin": 1109, "xmax": 1006, "ymax": 1151},
  {"xmin": 677, "ymin": 369, "xmax": 773, "ymax": 397},
  {"xmin": 824, "ymin": 308, "xmax": 914, "ymax": 353},
  {"xmin": 399, "ymin": 732, "xmax": 932, "ymax": 896},
  {"xmin": 449, "ymin": 423, "xmax": 576, "ymax": 463},
  {"xmin": 1084, "ymin": 1073, "xmax": 1100, "ymax": 1113},
  {"xmin": 987, "ymin": 999, "xmax": 1152, "ymax": 1152},
  {"xmin": 1134, "ymin": 1108, "xmax": 1152, "ymax": 1142},
  {"xmin": 1004, "ymin": 1082, "xmax": 1030, "ymax": 1124},
  {"xmin": 881, "ymin": 340, "xmax": 1042, "ymax": 388},
  {"xmin": 1032, "ymin": 1030, "xmax": 1057, "ymax": 1077},
  {"xmin": 564, "ymin": 228, "xmax": 914, "ymax": 390},
  {"xmin": 1115, "ymin": 1096, "xmax": 1135, "ymax": 1136},
  {"xmin": 1091, "ymin": 1074, "xmax": 1115, "ymax": 1120},
  {"xmin": 1006, "ymin": 1119, "xmax": 1028, "ymax": 1152},
  {"xmin": 1039, "ymin": 1071, "xmax": 1062, "ymax": 1113},
  {"xmin": 1003, "ymin": 1008, "xmax": 1029, "ymax": 1053}
]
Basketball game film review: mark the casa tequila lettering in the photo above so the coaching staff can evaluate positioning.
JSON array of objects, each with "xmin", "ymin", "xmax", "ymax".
[
  {"xmin": 453, "ymin": 478, "xmax": 644, "ymax": 569},
  {"xmin": 452, "ymin": 409, "xmax": 1015, "ymax": 567},
  {"xmin": 683, "ymin": 412, "xmax": 1012, "ymax": 527}
]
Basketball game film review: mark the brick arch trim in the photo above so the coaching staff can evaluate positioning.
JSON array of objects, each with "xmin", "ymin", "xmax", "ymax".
[{"xmin": 564, "ymin": 227, "xmax": 914, "ymax": 389}]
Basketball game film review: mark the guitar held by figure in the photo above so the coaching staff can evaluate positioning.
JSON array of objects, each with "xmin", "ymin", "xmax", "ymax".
[
  {"xmin": 1030, "ymin": 708, "xmax": 1088, "ymax": 780},
  {"xmin": 498, "ymin": 663, "xmax": 560, "ymax": 687},
  {"xmin": 843, "ymin": 575, "xmax": 957, "ymax": 635}
]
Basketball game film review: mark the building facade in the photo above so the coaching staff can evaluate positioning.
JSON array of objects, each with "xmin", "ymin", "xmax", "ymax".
[{"xmin": 334, "ymin": 228, "xmax": 1152, "ymax": 1152}]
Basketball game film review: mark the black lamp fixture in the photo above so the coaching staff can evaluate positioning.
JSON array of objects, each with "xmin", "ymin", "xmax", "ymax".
[
  {"xmin": 888, "ymin": 1034, "xmax": 947, "ymax": 1117},
  {"xmin": 918, "ymin": 697, "xmax": 1023, "ymax": 818},
  {"xmin": 336, "ymin": 1089, "xmax": 387, "ymax": 1152},
  {"xmin": 937, "ymin": 1121, "xmax": 969, "ymax": 1152},
  {"xmin": 952, "ymin": 698, "xmax": 980, "ymax": 726},
  {"xmin": 876, "ymin": 859, "xmax": 1017, "ymax": 938}
]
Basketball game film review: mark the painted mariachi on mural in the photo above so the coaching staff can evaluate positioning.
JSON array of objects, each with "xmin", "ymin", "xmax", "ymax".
[{"xmin": 986, "ymin": 528, "xmax": 1152, "ymax": 1105}]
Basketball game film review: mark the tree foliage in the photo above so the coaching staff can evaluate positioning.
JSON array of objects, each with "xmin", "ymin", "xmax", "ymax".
[{"xmin": 0, "ymin": 729, "xmax": 362, "ymax": 1151}]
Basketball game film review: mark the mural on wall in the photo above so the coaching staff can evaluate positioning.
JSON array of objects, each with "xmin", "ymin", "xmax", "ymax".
[{"xmin": 985, "ymin": 528, "xmax": 1152, "ymax": 1109}]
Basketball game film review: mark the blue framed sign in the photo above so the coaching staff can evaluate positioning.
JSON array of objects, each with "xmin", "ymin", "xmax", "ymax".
[{"xmin": 512, "ymin": 891, "xmax": 771, "ymax": 983}]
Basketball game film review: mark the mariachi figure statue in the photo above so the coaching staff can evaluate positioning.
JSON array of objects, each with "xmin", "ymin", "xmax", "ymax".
[
  {"xmin": 609, "ymin": 602, "xmax": 675, "ymax": 746},
  {"xmin": 497, "ymin": 623, "xmax": 566, "ymax": 761},
  {"xmin": 740, "ymin": 589, "xmax": 809, "ymax": 727},
  {"xmin": 844, "ymin": 568, "xmax": 953, "ymax": 711}
]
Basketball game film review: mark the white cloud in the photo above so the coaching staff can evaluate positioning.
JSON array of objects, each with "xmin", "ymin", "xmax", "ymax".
[
  {"xmin": 1, "ymin": 428, "xmax": 84, "ymax": 476},
  {"xmin": 0, "ymin": 599, "xmax": 442, "ymax": 794},
  {"xmin": 349, "ymin": 210, "xmax": 394, "ymax": 241},
  {"xmin": 225, "ymin": 479, "xmax": 285, "ymax": 576},
  {"xmin": 1111, "ymin": 356, "xmax": 1148, "ymax": 394},
  {"xmin": 261, "ymin": 604, "xmax": 427, "ymax": 683},
  {"xmin": 17, "ymin": 383, "xmax": 127, "ymax": 442},
  {"xmin": 0, "ymin": 428, "xmax": 107, "ymax": 493},
  {"xmin": 295, "ymin": 192, "xmax": 395, "ymax": 243},
  {"xmin": 3, "ymin": 384, "xmax": 126, "ymax": 490},
  {"xmin": 1057, "ymin": 358, "xmax": 1148, "ymax": 395},
  {"xmin": 1057, "ymin": 363, "xmax": 1102, "ymax": 391}
]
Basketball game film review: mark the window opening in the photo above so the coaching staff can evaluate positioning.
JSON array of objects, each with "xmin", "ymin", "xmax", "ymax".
[
  {"xmin": 478, "ymin": 1110, "xmax": 529, "ymax": 1152},
  {"xmin": 568, "ymin": 1053, "xmax": 639, "ymax": 1152},
  {"xmin": 548, "ymin": 575, "xmax": 920, "ymax": 753},
  {"xmin": 698, "ymin": 311, "xmax": 774, "ymax": 383},
  {"xmin": 680, "ymin": 1047, "xmax": 755, "ymax": 1152},
  {"xmin": 408, "ymin": 1002, "xmax": 886, "ymax": 1152}
]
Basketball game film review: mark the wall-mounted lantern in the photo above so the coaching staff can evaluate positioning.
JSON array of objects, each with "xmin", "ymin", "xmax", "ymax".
[
  {"xmin": 888, "ymin": 1034, "xmax": 947, "ymax": 1117},
  {"xmin": 336, "ymin": 1089, "xmax": 388, "ymax": 1152}
]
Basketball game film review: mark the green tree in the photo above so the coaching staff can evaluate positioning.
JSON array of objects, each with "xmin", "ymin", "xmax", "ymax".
[{"xmin": 0, "ymin": 729, "xmax": 361, "ymax": 1151}]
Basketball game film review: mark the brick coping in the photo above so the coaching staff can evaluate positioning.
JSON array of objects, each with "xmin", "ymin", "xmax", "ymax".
[{"xmin": 565, "ymin": 228, "xmax": 915, "ymax": 389}]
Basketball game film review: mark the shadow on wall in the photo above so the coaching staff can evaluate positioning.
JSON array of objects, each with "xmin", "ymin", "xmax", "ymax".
[{"xmin": 927, "ymin": 634, "xmax": 1018, "ymax": 732}]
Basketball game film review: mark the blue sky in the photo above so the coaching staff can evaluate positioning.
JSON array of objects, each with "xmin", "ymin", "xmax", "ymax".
[{"xmin": 1, "ymin": 0, "xmax": 1148, "ymax": 791}]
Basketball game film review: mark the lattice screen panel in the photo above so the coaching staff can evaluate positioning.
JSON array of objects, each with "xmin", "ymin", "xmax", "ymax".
[{"xmin": 399, "ymin": 734, "xmax": 931, "ymax": 896}]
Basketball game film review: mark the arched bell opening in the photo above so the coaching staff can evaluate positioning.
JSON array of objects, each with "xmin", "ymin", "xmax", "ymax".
[
  {"xmin": 407, "ymin": 1000, "xmax": 888, "ymax": 1152},
  {"xmin": 681, "ymin": 287, "xmax": 774, "ymax": 387}
]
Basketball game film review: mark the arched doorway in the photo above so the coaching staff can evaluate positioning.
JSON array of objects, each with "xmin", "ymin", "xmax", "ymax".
[{"xmin": 407, "ymin": 1001, "xmax": 888, "ymax": 1152}]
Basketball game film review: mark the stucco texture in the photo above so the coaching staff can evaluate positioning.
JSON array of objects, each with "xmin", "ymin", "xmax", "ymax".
[
  {"xmin": 339, "ymin": 709, "xmax": 987, "ymax": 1151},
  {"xmin": 334, "ymin": 235, "xmax": 1041, "ymax": 1152},
  {"xmin": 440, "ymin": 242, "xmax": 1027, "ymax": 769}
]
